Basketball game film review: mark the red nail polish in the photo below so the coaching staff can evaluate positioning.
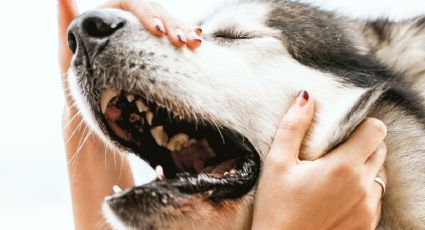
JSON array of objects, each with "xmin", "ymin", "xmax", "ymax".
[
  {"xmin": 190, "ymin": 31, "xmax": 202, "ymax": 43},
  {"xmin": 195, "ymin": 27, "xmax": 203, "ymax": 35},
  {"xmin": 296, "ymin": 90, "xmax": 309, "ymax": 107},
  {"xmin": 153, "ymin": 17, "xmax": 166, "ymax": 34}
]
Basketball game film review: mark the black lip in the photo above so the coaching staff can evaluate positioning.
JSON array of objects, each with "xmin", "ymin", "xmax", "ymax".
[{"xmin": 106, "ymin": 146, "xmax": 260, "ymax": 203}]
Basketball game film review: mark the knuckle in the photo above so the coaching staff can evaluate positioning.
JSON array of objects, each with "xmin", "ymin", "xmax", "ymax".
[
  {"xmin": 331, "ymin": 162, "xmax": 353, "ymax": 178},
  {"xmin": 357, "ymin": 185, "xmax": 369, "ymax": 199},
  {"xmin": 278, "ymin": 119, "xmax": 300, "ymax": 133},
  {"xmin": 120, "ymin": 0, "xmax": 128, "ymax": 10},
  {"xmin": 265, "ymin": 153, "xmax": 285, "ymax": 169},
  {"xmin": 375, "ymin": 143, "xmax": 387, "ymax": 158},
  {"xmin": 364, "ymin": 118, "xmax": 387, "ymax": 138}
]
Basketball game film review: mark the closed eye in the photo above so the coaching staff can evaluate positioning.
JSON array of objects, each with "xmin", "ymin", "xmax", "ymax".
[{"xmin": 213, "ymin": 28, "xmax": 253, "ymax": 40}]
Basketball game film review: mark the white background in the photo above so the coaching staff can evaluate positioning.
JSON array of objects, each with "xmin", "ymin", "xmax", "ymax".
[{"xmin": 0, "ymin": 0, "xmax": 424, "ymax": 229}]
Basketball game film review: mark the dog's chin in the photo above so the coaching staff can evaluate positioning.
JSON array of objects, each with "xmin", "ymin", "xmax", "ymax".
[{"xmin": 96, "ymin": 88, "xmax": 261, "ymax": 227}]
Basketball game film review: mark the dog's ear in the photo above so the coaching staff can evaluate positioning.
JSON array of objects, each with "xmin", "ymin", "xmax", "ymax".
[{"xmin": 363, "ymin": 17, "xmax": 425, "ymax": 91}]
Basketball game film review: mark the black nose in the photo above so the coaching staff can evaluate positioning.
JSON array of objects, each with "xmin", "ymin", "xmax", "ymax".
[{"xmin": 67, "ymin": 11, "xmax": 125, "ymax": 54}]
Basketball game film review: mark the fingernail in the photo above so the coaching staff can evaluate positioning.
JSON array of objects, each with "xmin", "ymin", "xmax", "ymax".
[
  {"xmin": 296, "ymin": 90, "xmax": 309, "ymax": 107},
  {"xmin": 195, "ymin": 27, "xmax": 203, "ymax": 35},
  {"xmin": 189, "ymin": 31, "xmax": 202, "ymax": 43},
  {"xmin": 153, "ymin": 17, "xmax": 166, "ymax": 34},
  {"xmin": 175, "ymin": 28, "xmax": 187, "ymax": 43}
]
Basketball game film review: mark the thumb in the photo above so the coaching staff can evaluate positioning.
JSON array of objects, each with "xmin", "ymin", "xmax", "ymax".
[
  {"xmin": 58, "ymin": 0, "xmax": 78, "ymax": 75},
  {"xmin": 266, "ymin": 90, "xmax": 314, "ymax": 168}
]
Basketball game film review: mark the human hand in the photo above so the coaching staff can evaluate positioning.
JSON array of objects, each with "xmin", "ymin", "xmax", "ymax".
[{"xmin": 252, "ymin": 91, "xmax": 387, "ymax": 230}]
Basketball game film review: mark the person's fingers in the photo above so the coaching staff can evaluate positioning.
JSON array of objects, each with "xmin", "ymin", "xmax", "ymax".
[
  {"xmin": 372, "ymin": 200, "xmax": 383, "ymax": 229},
  {"xmin": 372, "ymin": 167, "xmax": 387, "ymax": 197},
  {"xmin": 370, "ymin": 167, "xmax": 387, "ymax": 228},
  {"xmin": 185, "ymin": 30, "xmax": 202, "ymax": 49},
  {"xmin": 100, "ymin": 0, "xmax": 165, "ymax": 37},
  {"xmin": 150, "ymin": 2, "xmax": 186, "ymax": 47},
  {"xmin": 266, "ymin": 90, "xmax": 314, "ymax": 168},
  {"xmin": 364, "ymin": 143, "xmax": 387, "ymax": 179},
  {"xmin": 99, "ymin": 0, "xmax": 202, "ymax": 49},
  {"xmin": 58, "ymin": 0, "xmax": 79, "ymax": 75},
  {"xmin": 327, "ymin": 118, "xmax": 387, "ymax": 165},
  {"xmin": 144, "ymin": 2, "xmax": 202, "ymax": 49}
]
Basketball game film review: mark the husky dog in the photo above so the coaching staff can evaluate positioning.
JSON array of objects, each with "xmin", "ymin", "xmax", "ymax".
[{"xmin": 66, "ymin": 0, "xmax": 425, "ymax": 229}]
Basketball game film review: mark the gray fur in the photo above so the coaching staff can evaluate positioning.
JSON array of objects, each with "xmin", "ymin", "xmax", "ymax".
[{"xmin": 67, "ymin": 1, "xmax": 425, "ymax": 229}]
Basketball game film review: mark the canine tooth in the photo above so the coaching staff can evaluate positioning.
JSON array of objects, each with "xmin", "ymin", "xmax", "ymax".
[
  {"xmin": 224, "ymin": 172, "xmax": 229, "ymax": 176},
  {"xmin": 161, "ymin": 197, "xmax": 168, "ymax": 204},
  {"xmin": 203, "ymin": 190, "xmax": 214, "ymax": 197},
  {"xmin": 155, "ymin": 165, "xmax": 165, "ymax": 181},
  {"xmin": 100, "ymin": 89, "xmax": 120, "ymax": 114},
  {"xmin": 126, "ymin": 94, "xmax": 135, "ymax": 102},
  {"xmin": 112, "ymin": 185, "xmax": 122, "ymax": 193},
  {"xmin": 229, "ymin": 169, "xmax": 236, "ymax": 175},
  {"xmin": 150, "ymin": 126, "xmax": 168, "ymax": 146},
  {"xmin": 146, "ymin": 111, "xmax": 154, "ymax": 125},
  {"xmin": 135, "ymin": 100, "xmax": 149, "ymax": 113},
  {"xmin": 166, "ymin": 133, "xmax": 189, "ymax": 152}
]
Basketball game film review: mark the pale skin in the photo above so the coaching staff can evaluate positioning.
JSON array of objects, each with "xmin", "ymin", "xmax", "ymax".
[{"xmin": 57, "ymin": 0, "xmax": 387, "ymax": 229}]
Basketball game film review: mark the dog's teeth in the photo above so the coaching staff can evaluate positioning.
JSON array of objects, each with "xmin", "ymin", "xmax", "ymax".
[
  {"xmin": 203, "ymin": 190, "xmax": 214, "ymax": 197},
  {"xmin": 161, "ymin": 197, "xmax": 168, "ymax": 204},
  {"xmin": 100, "ymin": 89, "xmax": 120, "ymax": 114},
  {"xmin": 146, "ymin": 111, "xmax": 154, "ymax": 125},
  {"xmin": 166, "ymin": 133, "xmax": 189, "ymax": 152},
  {"xmin": 155, "ymin": 165, "xmax": 165, "ymax": 181},
  {"xmin": 113, "ymin": 185, "xmax": 122, "ymax": 193},
  {"xmin": 229, "ymin": 169, "xmax": 236, "ymax": 175},
  {"xmin": 150, "ymin": 126, "xmax": 168, "ymax": 146},
  {"xmin": 224, "ymin": 172, "xmax": 229, "ymax": 176},
  {"xmin": 135, "ymin": 100, "xmax": 149, "ymax": 113},
  {"xmin": 126, "ymin": 94, "xmax": 135, "ymax": 103}
]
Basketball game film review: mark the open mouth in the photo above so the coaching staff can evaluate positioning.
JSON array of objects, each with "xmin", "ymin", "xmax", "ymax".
[{"xmin": 99, "ymin": 88, "xmax": 260, "ymax": 202}]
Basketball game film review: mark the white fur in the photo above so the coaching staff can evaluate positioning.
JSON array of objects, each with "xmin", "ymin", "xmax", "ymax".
[{"xmin": 68, "ymin": 1, "xmax": 425, "ymax": 229}]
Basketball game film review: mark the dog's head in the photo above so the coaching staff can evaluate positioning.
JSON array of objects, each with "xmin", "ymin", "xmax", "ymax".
[{"xmin": 67, "ymin": 0, "xmax": 376, "ymax": 229}]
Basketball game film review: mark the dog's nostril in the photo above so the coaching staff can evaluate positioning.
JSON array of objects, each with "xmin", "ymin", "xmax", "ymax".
[
  {"xmin": 67, "ymin": 31, "xmax": 77, "ymax": 54},
  {"xmin": 82, "ymin": 17, "xmax": 125, "ymax": 38}
]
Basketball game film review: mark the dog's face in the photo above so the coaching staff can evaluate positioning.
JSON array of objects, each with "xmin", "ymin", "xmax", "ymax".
[{"xmin": 67, "ymin": 0, "xmax": 368, "ymax": 229}]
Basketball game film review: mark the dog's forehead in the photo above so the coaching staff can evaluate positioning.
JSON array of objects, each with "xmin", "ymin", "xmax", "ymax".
[{"xmin": 201, "ymin": 1, "xmax": 275, "ymax": 34}]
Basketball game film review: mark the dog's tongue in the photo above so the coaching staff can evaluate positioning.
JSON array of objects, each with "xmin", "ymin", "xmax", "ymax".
[
  {"xmin": 104, "ymin": 99, "xmax": 133, "ymax": 140},
  {"xmin": 202, "ymin": 158, "xmax": 238, "ymax": 178}
]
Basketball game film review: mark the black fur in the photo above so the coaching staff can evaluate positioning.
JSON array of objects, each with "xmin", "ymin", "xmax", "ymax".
[{"xmin": 268, "ymin": 0, "xmax": 425, "ymax": 152}]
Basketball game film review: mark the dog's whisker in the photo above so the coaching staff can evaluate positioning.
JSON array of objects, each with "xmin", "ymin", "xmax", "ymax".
[
  {"xmin": 117, "ymin": 150, "xmax": 125, "ymax": 182},
  {"xmin": 63, "ymin": 111, "xmax": 81, "ymax": 130},
  {"xmin": 69, "ymin": 127, "xmax": 92, "ymax": 168},
  {"xmin": 68, "ymin": 125, "xmax": 89, "ymax": 165},
  {"xmin": 64, "ymin": 119, "xmax": 85, "ymax": 145}
]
